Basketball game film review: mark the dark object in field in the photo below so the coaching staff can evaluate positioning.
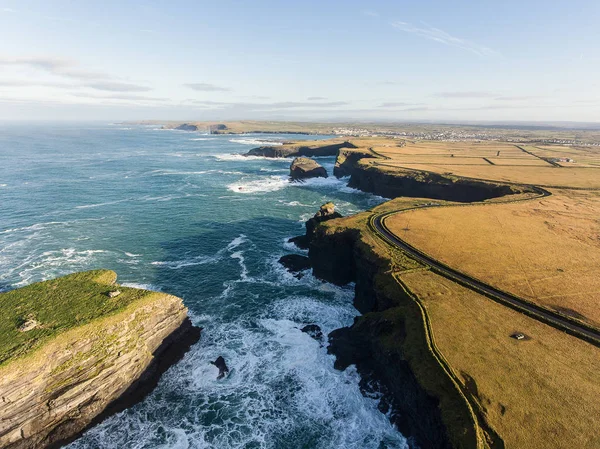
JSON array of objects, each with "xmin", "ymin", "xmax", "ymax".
[
  {"xmin": 301, "ymin": 324, "xmax": 323, "ymax": 341},
  {"xmin": 211, "ymin": 356, "xmax": 229, "ymax": 379}
]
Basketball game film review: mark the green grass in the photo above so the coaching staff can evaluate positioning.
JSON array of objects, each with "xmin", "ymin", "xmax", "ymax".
[{"xmin": 0, "ymin": 270, "xmax": 152, "ymax": 366}]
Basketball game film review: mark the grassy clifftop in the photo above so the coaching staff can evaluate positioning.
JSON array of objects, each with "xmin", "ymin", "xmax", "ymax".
[
  {"xmin": 0, "ymin": 270, "xmax": 153, "ymax": 366},
  {"xmin": 0, "ymin": 271, "xmax": 198, "ymax": 449}
]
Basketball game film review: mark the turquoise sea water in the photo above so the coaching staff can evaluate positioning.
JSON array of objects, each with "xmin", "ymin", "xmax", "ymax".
[{"xmin": 0, "ymin": 123, "xmax": 407, "ymax": 449}]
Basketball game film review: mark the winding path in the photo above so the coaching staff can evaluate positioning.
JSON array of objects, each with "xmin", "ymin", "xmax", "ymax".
[{"xmin": 369, "ymin": 202, "xmax": 600, "ymax": 348}]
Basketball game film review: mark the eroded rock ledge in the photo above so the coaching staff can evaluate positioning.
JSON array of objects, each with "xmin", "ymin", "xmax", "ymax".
[
  {"xmin": 0, "ymin": 271, "xmax": 200, "ymax": 449},
  {"xmin": 289, "ymin": 157, "xmax": 327, "ymax": 180},
  {"xmin": 245, "ymin": 141, "xmax": 356, "ymax": 158}
]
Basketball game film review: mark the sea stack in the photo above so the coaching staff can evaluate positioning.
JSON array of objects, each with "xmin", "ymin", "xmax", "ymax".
[{"xmin": 289, "ymin": 157, "xmax": 328, "ymax": 180}]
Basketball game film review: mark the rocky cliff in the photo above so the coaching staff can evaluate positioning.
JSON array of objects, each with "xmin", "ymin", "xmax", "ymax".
[
  {"xmin": 288, "ymin": 202, "xmax": 343, "ymax": 250},
  {"xmin": 174, "ymin": 123, "xmax": 198, "ymax": 131},
  {"xmin": 307, "ymin": 210, "xmax": 483, "ymax": 449},
  {"xmin": 333, "ymin": 148, "xmax": 375, "ymax": 178},
  {"xmin": 245, "ymin": 141, "xmax": 356, "ymax": 158},
  {"xmin": 348, "ymin": 163, "xmax": 520, "ymax": 202},
  {"xmin": 289, "ymin": 157, "xmax": 327, "ymax": 180},
  {"xmin": 0, "ymin": 271, "xmax": 200, "ymax": 449}
]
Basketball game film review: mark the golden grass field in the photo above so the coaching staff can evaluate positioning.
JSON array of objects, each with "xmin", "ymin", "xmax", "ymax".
[
  {"xmin": 400, "ymin": 269, "xmax": 600, "ymax": 449},
  {"xmin": 320, "ymin": 193, "xmax": 600, "ymax": 448},
  {"xmin": 305, "ymin": 136, "xmax": 600, "ymax": 447},
  {"xmin": 366, "ymin": 140, "xmax": 600, "ymax": 189},
  {"xmin": 386, "ymin": 189, "xmax": 600, "ymax": 328}
]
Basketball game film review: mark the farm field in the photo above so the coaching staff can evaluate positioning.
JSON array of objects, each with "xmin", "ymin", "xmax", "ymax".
[
  {"xmin": 399, "ymin": 269, "xmax": 600, "ymax": 449},
  {"xmin": 386, "ymin": 189, "xmax": 600, "ymax": 328},
  {"xmin": 366, "ymin": 140, "xmax": 600, "ymax": 188}
]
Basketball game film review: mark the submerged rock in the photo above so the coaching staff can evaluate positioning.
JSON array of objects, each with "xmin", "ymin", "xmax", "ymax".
[
  {"xmin": 211, "ymin": 356, "xmax": 230, "ymax": 379},
  {"xmin": 278, "ymin": 254, "xmax": 312, "ymax": 278},
  {"xmin": 289, "ymin": 157, "xmax": 328, "ymax": 180}
]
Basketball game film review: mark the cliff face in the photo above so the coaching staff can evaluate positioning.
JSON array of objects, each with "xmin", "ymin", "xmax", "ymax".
[
  {"xmin": 309, "ymin": 225, "xmax": 453, "ymax": 447},
  {"xmin": 333, "ymin": 148, "xmax": 375, "ymax": 178},
  {"xmin": 246, "ymin": 141, "xmax": 356, "ymax": 158},
  {"xmin": 348, "ymin": 164, "xmax": 519, "ymax": 202},
  {"xmin": 307, "ymin": 215, "xmax": 487, "ymax": 448},
  {"xmin": 289, "ymin": 157, "xmax": 328, "ymax": 180},
  {"xmin": 0, "ymin": 287, "xmax": 199, "ymax": 449},
  {"xmin": 174, "ymin": 123, "xmax": 198, "ymax": 131}
]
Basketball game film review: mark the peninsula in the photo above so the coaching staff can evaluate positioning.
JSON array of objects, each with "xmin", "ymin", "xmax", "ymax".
[{"xmin": 0, "ymin": 270, "xmax": 200, "ymax": 449}]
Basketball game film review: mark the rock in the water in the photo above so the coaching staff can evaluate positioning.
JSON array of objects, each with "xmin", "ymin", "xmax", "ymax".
[
  {"xmin": 211, "ymin": 356, "xmax": 230, "ymax": 379},
  {"xmin": 175, "ymin": 123, "xmax": 198, "ymax": 131},
  {"xmin": 301, "ymin": 324, "xmax": 323, "ymax": 341},
  {"xmin": 289, "ymin": 157, "xmax": 328, "ymax": 180},
  {"xmin": 287, "ymin": 235, "xmax": 309, "ymax": 250},
  {"xmin": 278, "ymin": 254, "xmax": 311, "ymax": 278}
]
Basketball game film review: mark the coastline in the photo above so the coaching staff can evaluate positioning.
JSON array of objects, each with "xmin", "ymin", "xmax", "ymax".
[{"xmin": 276, "ymin": 136, "xmax": 600, "ymax": 448}]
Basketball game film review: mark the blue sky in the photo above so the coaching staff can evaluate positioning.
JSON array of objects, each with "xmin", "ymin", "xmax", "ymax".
[{"xmin": 0, "ymin": 0, "xmax": 598, "ymax": 122}]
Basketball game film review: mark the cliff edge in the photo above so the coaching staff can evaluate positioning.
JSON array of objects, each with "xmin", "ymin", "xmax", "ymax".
[{"xmin": 0, "ymin": 270, "xmax": 200, "ymax": 449}]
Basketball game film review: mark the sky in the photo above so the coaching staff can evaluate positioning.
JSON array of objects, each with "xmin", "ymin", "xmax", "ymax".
[{"xmin": 0, "ymin": 0, "xmax": 599, "ymax": 122}]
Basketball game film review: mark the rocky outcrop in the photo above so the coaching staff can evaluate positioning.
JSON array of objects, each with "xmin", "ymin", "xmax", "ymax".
[
  {"xmin": 307, "ymin": 215, "xmax": 481, "ymax": 448},
  {"xmin": 278, "ymin": 254, "xmax": 311, "ymax": 278},
  {"xmin": 289, "ymin": 157, "xmax": 327, "ymax": 180},
  {"xmin": 329, "ymin": 314, "xmax": 452, "ymax": 449},
  {"xmin": 0, "ymin": 277, "xmax": 200, "ymax": 449},
  {"xmin": 334, "ymin": 148, "xmax": 375, "ymax": 178},
  {"xmin": 245, "ymin": 141, "xmax": 356, "ymax": 158},
  {"xmin": 349, "ymin": 164, "xmax": 521, "ymax": 202},
  {"xmin": 175, "ymin": 123, "xmax": 198, "ymax": 131},
  {"xmin": 209, "ymin": 124, "xmax": 227, "ymax": 132},
  {"xmin": 287, "ymin": 202, "xmax": 343, "ymax": 252}
]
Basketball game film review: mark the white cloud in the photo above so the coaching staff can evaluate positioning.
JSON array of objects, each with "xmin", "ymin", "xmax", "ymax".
[
  {"xmin": 184, "ymin": 83, "xmax": 231, "ymax": 92},
  {"xmin": 391, "ymin": 21, "xmax": 496, "ymax": 57},
  {"xmin": 435, "ymin": 91, "xmax": 497, "ymax": 98},
  {"xmin": 0, "ymin": 56, "xmax": 151, "ymax": 92},
  {"xmin": 86, "ymin": 81, "xmax": 152, "ymax": 92}
]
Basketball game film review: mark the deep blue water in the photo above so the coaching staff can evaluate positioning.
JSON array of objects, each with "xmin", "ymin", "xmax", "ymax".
[{"xmin": 0, "ymin": 123, "xmax": 407, "ymax": 449}]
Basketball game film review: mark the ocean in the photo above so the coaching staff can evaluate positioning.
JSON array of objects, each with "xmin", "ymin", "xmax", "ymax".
[{"xmin": 0, "ymin": 123, "xmax": 407, "ymax": 449}]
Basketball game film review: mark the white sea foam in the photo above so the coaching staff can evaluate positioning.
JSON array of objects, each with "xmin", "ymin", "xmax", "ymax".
[
  {"xmin": 121, "ymin": 282, "xmax": 161, "ymax": 291},
  {"xmin": 213, "ymin": 153, "xmax": 289, "ymax": 162},
  {"xmin": 227, "ymin": 175, "xmax": 289, "ymax": 194},
  {"xmin": 67, "ymin": 293, "xmax": 407, "ymax": 449},
  {"xmin": 151, "ymin": 235, "xmax": 248, "ymax": 271},
  {"xmin": 4, "ymin": 248, "xmax": 111, "ymax": 287},
  {"xmin": 190, "ymin": 137, "xmax": 218, "ymax": 141},
  {"xmin": 283, "ymin": 236, "xmax": 308, "ymax": 253},
  {"xmin": 229, "ymin": 138, "xmax": 284, "ymax": 146},
  {"xmin": 75, "ymin": 199, "xmax": 130, "ymax": 209},
  {"xmin": 151, "ymin": 254, "xmax": 221, "ymax": 270}
]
